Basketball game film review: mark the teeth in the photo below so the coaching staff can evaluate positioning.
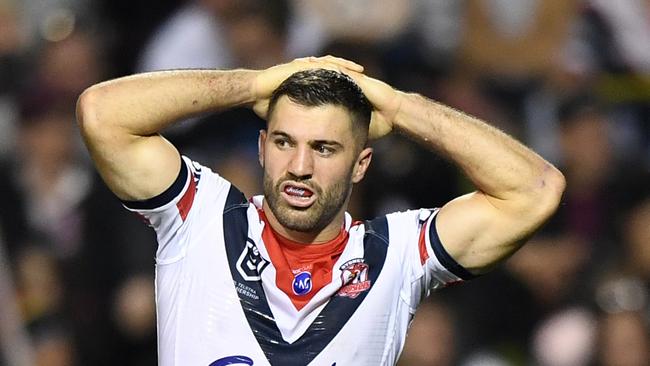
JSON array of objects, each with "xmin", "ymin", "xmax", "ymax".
[
  {"xmin": 285, "ymin": 186, "xmax": 313, "ymax": 198},
  {"xmin": 287, "ymin": 187, "xmax": 305, "ymax": 196}
]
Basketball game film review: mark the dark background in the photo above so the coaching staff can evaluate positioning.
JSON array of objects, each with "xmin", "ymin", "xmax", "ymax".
[{"xmin": 0, "ymin": 0, "xmax": 648, "ymax": 365}]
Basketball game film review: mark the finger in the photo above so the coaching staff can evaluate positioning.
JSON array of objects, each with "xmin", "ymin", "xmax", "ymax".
[
  {"xmin": 253, "ymin": 100, "xmax": 270, "ymax": 120},
  {"xmin": 318, "ymin": 55, "xmax": 364, "ymax": 72},
  {"xmin": 340, "ymin": 70, "xmax": 367, "ymax": 86},
  {"xmin": 304, "ymin": 61, "xmax": 343, "ymax": 74},
  {"xmin": 295, "ymin": 57, "xmax": 340, "ymax": 73}
]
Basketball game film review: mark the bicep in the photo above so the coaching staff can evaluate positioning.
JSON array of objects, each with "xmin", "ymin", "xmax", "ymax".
[
  {"xmin": 435, "ymin": 191, "xmax": 539, "ymax": 274},
  {"xmin": 83, "ymin": 130, "xmax": 181, "ymax": 201}
]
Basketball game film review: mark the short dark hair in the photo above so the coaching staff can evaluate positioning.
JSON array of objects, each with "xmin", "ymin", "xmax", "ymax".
[{"xmin": 267, "ymin": 69, "xmax": 372, "ymax": 146}]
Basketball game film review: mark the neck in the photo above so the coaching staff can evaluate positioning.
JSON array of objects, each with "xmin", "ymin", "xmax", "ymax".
[{"xmin": 261, "ymin": 200, "xmax": 345, "ymax": 244}]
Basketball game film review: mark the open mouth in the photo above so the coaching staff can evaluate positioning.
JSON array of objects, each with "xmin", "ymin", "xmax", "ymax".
[
  {"xmin": 280, "ymin": 182, "xmax": 317, "ymax": 208},
  {"xmin": 284, "ymin": 185, "xmax": 313, "ymax": 198}
]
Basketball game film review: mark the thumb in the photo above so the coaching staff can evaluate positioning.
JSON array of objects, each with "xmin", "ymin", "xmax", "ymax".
[{"xmin": 253, "ymin": 100, "xmax": 270, "ymax": 120}]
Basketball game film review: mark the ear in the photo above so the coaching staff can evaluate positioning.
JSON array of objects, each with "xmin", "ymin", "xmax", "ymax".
[
  {"xmin": 351, "ymin": 147, "xmax": 373, "ymax": 183},
  {"xmin": 258, "ymin": 130, "xmax": 267, "ymax": 168}
]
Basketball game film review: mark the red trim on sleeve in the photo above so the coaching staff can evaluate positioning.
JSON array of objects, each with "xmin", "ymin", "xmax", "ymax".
[
  {"xmin": 176, "ymin": 173, "xmax": 196, "ymax": 221},
  {"xmin": 418, "ymin": 220, "xmax": 430, "ymax": 265}
]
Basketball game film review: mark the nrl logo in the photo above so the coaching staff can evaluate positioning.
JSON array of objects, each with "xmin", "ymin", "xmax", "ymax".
[
  {"xmin": 236, "ymin": 238, "xmax": 269, "ymax": 281},
  {"xmin": 337, "ymin": 258, "xmax": 371, "ymax": 299}
]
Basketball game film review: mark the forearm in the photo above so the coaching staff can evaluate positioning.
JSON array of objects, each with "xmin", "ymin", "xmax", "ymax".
[
  {"xmin": 393, "ymin": 93, "xmax": 563, "ymax": 205},
  {"xmin": 77, "ymin": 69, "xmax": 257, "ymax": 137}
]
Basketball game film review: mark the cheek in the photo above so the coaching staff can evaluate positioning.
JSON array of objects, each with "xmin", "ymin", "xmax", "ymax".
[
  {"xmin": 315, "ymin": 159, "xmax": 354, "ymax": 186},
  {"xmin": 262, "ymin": 149, "xmax": 286, "ymax": 178},
  {"xmin": 262, "ymin": 159, "xmax": 279, "ymax": 180}
]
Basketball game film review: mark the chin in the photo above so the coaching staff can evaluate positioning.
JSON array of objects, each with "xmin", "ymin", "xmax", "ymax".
[{"xmin": 275, "ymin": 206, "xmax": 322, "ymax": 233}]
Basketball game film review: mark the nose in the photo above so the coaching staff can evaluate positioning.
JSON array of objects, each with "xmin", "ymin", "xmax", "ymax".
[{"xmin": 287, "ymin": 145, "xmax": 313, "ymax": 179}]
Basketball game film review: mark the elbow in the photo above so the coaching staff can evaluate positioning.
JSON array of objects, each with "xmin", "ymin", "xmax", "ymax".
[
  {"xmin": 76, "ymin": 85, "xmax": 114, "ymax": 140},
  {"xmin": 502, "ymin": 165, "xmax": 565, "ymax": 238},
  {"xmin": 534, "ymin": 164, "xmax": 566, "ymax": 220},
  {"xmin": 545, "ymin": 165, "xmax": 566, "ymax": 206},
  {"xmin": 76, "ymin": 87, "xmax": 99, "ymax": 133}
]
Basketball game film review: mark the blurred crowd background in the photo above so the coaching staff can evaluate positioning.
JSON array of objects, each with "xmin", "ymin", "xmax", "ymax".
[{"xmin": 0, "ymin": 0, "xmax": 648, "ymax": 365}]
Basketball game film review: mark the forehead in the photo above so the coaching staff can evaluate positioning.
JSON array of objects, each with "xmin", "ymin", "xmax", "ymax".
[{"xmin": 268, "ymin": 96, "xmax": 355, "ymax": 143}]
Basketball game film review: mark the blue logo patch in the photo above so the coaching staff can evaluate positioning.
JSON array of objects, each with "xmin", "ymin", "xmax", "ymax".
[
  {"xmin": 209, "ymin": 356, "xmax": 335, "ymax": 365},
  {"xmin": 209, "ymin": 355, "xmax": 253, "ymax": 365},
  {"xmin": 292, "ymin": 272, "xmax": 312, "ymax": 296}
]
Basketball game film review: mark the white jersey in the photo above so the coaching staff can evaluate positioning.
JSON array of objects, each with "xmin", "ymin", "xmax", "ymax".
[{"xmin": 123, "ymin": 156, "xmax": 474, "ymax": 366}]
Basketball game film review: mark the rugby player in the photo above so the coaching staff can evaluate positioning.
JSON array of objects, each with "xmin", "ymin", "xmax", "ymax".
[{"xmin": 76, "ymin": 56, "xmax": 565, "ymax": 365}]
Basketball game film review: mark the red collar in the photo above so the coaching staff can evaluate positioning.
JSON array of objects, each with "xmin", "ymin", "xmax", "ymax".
[{"xmin": 257, "ymin": 208, "xmax": 349, "ymax": 310}]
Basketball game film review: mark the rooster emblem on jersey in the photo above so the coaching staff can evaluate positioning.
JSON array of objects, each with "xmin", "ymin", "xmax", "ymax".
[{"xmin": 337, "ymin": 258, "xmax": 371, "ymax": 298}]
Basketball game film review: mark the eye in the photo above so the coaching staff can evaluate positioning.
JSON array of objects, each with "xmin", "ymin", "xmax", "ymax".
[
  {"xmin": 314, "ymin": 144, "xmax": 335, "ymax": 156},
  {"xmin": 274, "ymin": 138, "xmax": 291, "ymax": 149}
]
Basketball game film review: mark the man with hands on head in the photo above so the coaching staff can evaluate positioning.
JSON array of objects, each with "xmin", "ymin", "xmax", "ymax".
[{"xmin": 77, "ymin": 56, "xmax": 565, "ymax": 366}]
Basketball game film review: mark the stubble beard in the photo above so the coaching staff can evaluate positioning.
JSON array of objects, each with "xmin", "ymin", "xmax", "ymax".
[{"xmin": 263, "ymin": 172, "xmax": 352, "ymax": 233}]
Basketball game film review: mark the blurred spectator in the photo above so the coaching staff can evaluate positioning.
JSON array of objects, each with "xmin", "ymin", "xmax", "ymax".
[
  {"xmin": 15, "ymin": 246, "xmax": 65, "ymax": 324},
  {"xmin": 597, "ymin": 310, "xmax": 649, "ymax": 366},
  {"xmin": 0, "ymin": 0, "xmax": 26, "ymax": 57},
  {"xmin": 410, "ymin": 0, "xmax": 464, "ymax": 69},
  {"xmin": 550, "ymin": 93, "xmax": 646, "ymax": 263},
  {"xmin": 623, "ymin": 196, "xmax": 650, "ymax": 283},
  {"xmin": 32, "ymin": 322, "xmax": 77, "ymax": 366},
  {"xmin": 563, "ymin": 0, "xmax": 650, "ymax": 78},
  {"xmin": 561, "ymin": 0, "xmax": 650, "ymax": 168},
  {"xmin": 19, "ymin": 0, "xmax": 95, "ymax": 47},
  {"xmin": 12, "ymin": 245, "xmax": 78, "ymax": 365},
  {"xmin": 593, "ymin": 273, "xmax": 650, "ymax": 366},
  {"xmin": 110, "ymin": 275, "xmax": 157, "ymax": 365},
  {"xmin": 15, "ymin": 103, "xmax": 90, "ymax": 259},
  {"xmin": 0, "ymin": 0, "xmax": 28, "ymax": 158},
  {"xmin": 531, "ymin": 307, "xmax": 597, "ymax": 366},
  {"xmin": 590, "ymin": 196, "xmax": 650, "ymax": 365},
  {"xmin": 459, "ymin": 0, "xmax": 579, "ymax": 82},
  {"xmin": 220, "ymin": 0, "xmax": 290, "ymax": 69},
  {"xmin": 455, "ymin": 0, "xmax": 582, "ymax": 159},
  {"xmin": 507, "ymin": 234, "xmax": 589, "ymax": 307},
  {"xmin": 398, "ymin": 299, "xmax": 457, "ymax": 366},
  {"xmin": 294, "ymin": 0, "xmax": 412, "ymax": 48},
  {"xmin": 0, "ymin": 25, "xmax": 160, "ymax": 364},
  {"xmin": 138, "ymin": 0, "xmax": 291, "ymax": 72},
  {"xmin": 97, "ymin": 0, "xmax": 180, "ymax": 76},
  {"xmin": 30, "ymin": 30, "xmax": 105, "ymax": 108},
  {"xmin": 0, "ymin": 234, "xmax": 35, "ymax": 366},
  {"xmin": 137, "ymin": 0, "xmax": 236, "ymax": 72}
]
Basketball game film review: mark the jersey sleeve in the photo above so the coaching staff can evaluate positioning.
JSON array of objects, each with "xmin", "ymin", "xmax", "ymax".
[
  {"xmin": 386, "ymin": 209, "xmax": 477, "ymax": 309},
  {"xmin": 121, "ymin": 155, "xmax": 231, "ymax": 264}
]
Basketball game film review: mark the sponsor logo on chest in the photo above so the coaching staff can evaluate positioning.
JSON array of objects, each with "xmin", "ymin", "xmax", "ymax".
[{"xmin": 292, "ymin": 271, "xmax": 313, "ymax": 296}]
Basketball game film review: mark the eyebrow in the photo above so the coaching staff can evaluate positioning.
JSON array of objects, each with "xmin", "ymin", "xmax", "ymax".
[
  {"xmin": 311, "ymin": 139, "xmax": 344, "ymax": 149},
  {"xmin": 270, "ymin": 131, "xmax": 295, "ymax": 143},
  {"xmin": 270, "ymin": 130, "xmax": 344, "ymax": 149}
]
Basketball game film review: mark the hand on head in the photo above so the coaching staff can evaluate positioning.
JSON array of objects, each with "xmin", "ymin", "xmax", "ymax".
[
  {"xmin": 253, "ymin": 55, "xmax": 401, "ymax": 140},
  {"xmin": 252, "ymin": 55, "xmax": 364, "ymax": 118},
  {"xmin": 343, "ymin": 70, "xmax": 402, "ymax": 140}
]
